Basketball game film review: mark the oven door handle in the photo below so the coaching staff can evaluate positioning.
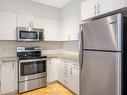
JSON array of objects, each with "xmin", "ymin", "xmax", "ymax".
[{"xmin": 19, "ymin": 58, "xmax": 47, "ymax": 63}]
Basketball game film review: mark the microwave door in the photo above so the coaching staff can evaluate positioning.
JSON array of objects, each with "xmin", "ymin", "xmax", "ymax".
[
  {"xmin": 19, "ymin": 31, "xmax": 38, "ymax": 41},
  {"xmin": 81, "ymin": 14, "xmax": 122, "ymax": 51}
]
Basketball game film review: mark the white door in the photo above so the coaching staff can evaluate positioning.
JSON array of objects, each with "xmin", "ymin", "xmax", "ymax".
[
  {"xmin": 1, "ymin": 61, "xmax": 17, "ymax": 94},
  {"xmin": 98, "ymin": 0, "xmax": 126, "ymax": 15},
  {"xmin": 47, "ymin": 58, "xmax": 58, "ymax": 83},
  {"xmin": 81, "ymin": 0, "xmax": 97, "ymax": 20},
  {"xmin": 0, "ymin": 11, "xmax": 16, "ymax": 40}
]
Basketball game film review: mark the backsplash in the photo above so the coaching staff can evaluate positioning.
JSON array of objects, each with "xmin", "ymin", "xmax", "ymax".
[
  {"xmin": 62, "ymin": 41, "xmax": 79, "ymax": 55},
  {"xmin": 0, "ymin": 41, "xmax": 79, "ymax": 57},
  {"xmin": 0, "ymin": 41, "xmax": 63, "ymax": 57}
]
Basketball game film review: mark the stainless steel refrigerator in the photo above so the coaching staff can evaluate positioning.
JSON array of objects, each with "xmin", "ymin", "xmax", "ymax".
[{"xmin": 80, "ymin": 13, "xmax": 127, "ymax": 95}]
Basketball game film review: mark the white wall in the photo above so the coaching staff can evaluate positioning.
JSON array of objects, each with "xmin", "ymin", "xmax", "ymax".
[
  {"xmin": 0, "ymin": 0, "xmax": 60, "ymax": 20},
  {"xmin": 60, "ymin": 0, "xmax": 81, "ymax": 19}
]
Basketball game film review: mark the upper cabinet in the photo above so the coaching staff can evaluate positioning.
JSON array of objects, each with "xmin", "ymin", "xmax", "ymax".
[
  {"xmin": 43, "ymin": 19, "xmax": 61, "ymax": 41},
  {"xmin": 17, "ymin": 14, "xmax": 60, "ymax": 41},
  {"xmin": 81, "ymin": 0, "xmax": 97, "ymax": 20},
  {"xmin": 81, "ymin": 0, "xmax": 126, "ymax": 20},
  {"xmin": 61, "ymin": 14, "xmax": 80, "ymax": 41},
  {"xmin": 98, "ymin": 0, "xmax": 126, "ymax": 15},
  {"xmin": 17, "ymin": 14, "xmax": 43, "ymax": 29},
  {"xmin": 0, "ymin": 10, "xmax": 16, "ymax": 40}
]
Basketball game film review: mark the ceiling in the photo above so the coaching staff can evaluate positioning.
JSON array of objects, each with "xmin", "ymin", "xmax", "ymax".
[{"xmin": 32, "ymin": 0, "xmax": 72, "ymax": 8}]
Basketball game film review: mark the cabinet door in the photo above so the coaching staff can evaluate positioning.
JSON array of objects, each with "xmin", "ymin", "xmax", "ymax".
[
  {"xmin": 0, "ymin": 11, "xmax": 16, "ymax": 40},
  {"xmin": 81, "ymin": 0, "xmax": 97, "ymax": 20},
  {"xmin": 61, "ymin": 18, "xmax": 71, "ymax": 41},
  {"xmin": 47, "ymin": 58, "xmax": 58, "ymax": 83},
  {"xmin": 99, "ymin": 0, "xmax": 126, "ymax": 15},
  {"xmin": 61, "ymin": 14, "xmax": 80, "ymax": 41},
  {"xmin": 1, "ymin": 61, "xmax": 17, "ymax": 94},
  {"xmin": 57, "ymin": 58, "xmax": 64, "ymax": 83},
  {"xmin": 17, "ymin": 14, "xmax": 34, "ymax": 27},
  {"xmin": 72, "ymin": 65, "xmax": 79, "ymax": 95},
  {"xmin": 43, "ymin": 19, "xmax": 60, "ymax": 41},
  {"xmin": 32, "ymin": 17, "xmax": 44, "ymax": 29}
]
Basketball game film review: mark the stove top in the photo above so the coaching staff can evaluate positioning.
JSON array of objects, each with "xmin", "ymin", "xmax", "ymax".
[{"xmin": 17, "ymin": 46, "xmax": 47, "ymax": 60}]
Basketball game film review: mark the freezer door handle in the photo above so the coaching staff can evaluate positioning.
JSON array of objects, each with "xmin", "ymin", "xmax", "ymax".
[{"xmin": 79, "ymin": 25, "xmax": 84, "ymax": 70}]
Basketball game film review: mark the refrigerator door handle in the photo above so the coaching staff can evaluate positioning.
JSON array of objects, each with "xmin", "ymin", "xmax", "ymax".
[{"xmin": 79, "ymin": 25, "xmax": 84, "ymax": 70}]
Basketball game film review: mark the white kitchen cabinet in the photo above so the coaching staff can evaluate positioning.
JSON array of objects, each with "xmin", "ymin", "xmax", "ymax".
[
  {"xmin": 81, "ymin": 0, "xmax": 97, "ymax": 20},
  {"xmin": 81, "ymin": 0, "xmax": 126, "ymax": 20},
  {"xmin": 17, "ymin": 14, "xmax": 61, "ymax": 41},
  {"xmin": 0, "ymin": 10, "xmax": 16, "ymax": 40},
  {"xmin": 57, "ymin": 58, "xmax": 64, "ymax": 83},
  {"xmin": 1, "ymin": 60, "xmax": 17, "ymax": 94},
  {"xmin": 17, "ymin": 14, "xmax": 43, "ymax": 29},
  {"xmin": 17, "ymin": 14, "xmax": 34, "ymax": 28},
  {"xmin": 71, "ymin": 64, "xmax": 79, "ymax": 95},
  {"xmin": 47, "ymin": 58, "xmax": 58, "ymax": 83},
  {"xmin": 61, "ymin": 59, "xmax": 79, "ymax": 94},
  {"xmin": 98, "ymin": 0, "xmax": 126, "ymax": 15},
  {"xmin": 61, "ymin": 14, "xmax": 80, "ymax": 41},
  {"xmin": 43, "ymin": 19, "xmax": 61, "ymax": 41}
]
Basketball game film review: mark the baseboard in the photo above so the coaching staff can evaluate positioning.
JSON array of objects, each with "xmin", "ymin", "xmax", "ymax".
[{"xmin": 1, "ymin": 90, "xmax": 17, "ymax": 95}]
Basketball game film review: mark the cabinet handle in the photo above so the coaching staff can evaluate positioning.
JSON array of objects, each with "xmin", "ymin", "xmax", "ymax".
[
  {"xmin": 12, "ymin": 62, "xmax": 14, "ymax": 70},
  {"xmin": 94, "ymin": 5, "xmax": 97, "ymax": 15},
  {"xmin": 29, "ymin": 21, "xmax": 33, "ymax": 28},
  {"xmin": 98, "ymin": 3, "xmax": 101, "ymax": 14}
]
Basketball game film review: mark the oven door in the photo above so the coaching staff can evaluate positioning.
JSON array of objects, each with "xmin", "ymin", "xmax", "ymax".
[{"xmin": 19, "ymin": 58, "xmax": 47, "ymax": 82}]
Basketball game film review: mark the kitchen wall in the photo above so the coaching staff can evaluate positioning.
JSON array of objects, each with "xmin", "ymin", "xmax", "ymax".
[
  {"xmin": 60, "ymin": 0, "xmax": 81, "ymax": 19},
  {"xmin": 0, "ymin": 41, "xmax": 63, "ymax": 57},
  {"xmin": 62, "ymin": 41, "xmax": 79, "ymax": 55},
  {"xmin": 0, "ymin": 0, "xmax": 60, "ymax": 20}
]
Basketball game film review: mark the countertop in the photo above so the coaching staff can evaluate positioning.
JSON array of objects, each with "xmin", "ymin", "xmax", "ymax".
[
  {"xmin": 0, "ymin": 56, "xmax": 18, "ymax": 62},
  {"xmin": 0, "ymin": 53, "xmax": 79, "ymax": 63},
  {"xmin": 45, "ymin": 53, "xmax": 79, "ymax": 63}
]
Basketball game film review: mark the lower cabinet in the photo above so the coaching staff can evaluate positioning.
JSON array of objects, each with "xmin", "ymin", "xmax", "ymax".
[
  {"xmin": 1, "ymin": 60, "xmax": 17, "ymax": 94},
  {"xmin": 47, "ymin": 58, "xmax": 58, "ymax": 83},
  {"xmin": 47, "ymin": 58, "xmax": 79, "ymax": 94},
  {"xmin": 59, "ymin": 59, "xmax": 79, "ymax": 95}
]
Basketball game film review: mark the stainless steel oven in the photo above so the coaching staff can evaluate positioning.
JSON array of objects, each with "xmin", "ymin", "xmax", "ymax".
[{"xmin": 17, "ymin": 46, "xmax": 47, "ymax": 93}]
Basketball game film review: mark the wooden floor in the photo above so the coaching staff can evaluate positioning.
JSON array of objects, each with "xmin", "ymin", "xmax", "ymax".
[{"xmin": 18, "ymin": 83, "xmax": 74, "ymax": 95}]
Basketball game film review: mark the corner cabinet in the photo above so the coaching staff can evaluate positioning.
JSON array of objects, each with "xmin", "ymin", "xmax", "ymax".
[
  {"xmin": 1, "ymin": 60, "xmax": 17, "ymax": 94},
  {"xmin": 81, "ymin": 0, "xmax": 127, "ymax": 20},
  {"xmin": 0, "ymin": 10, "xmax": 16, "ymax": 40},
  {"xmin": 60, "ymin": 59, "xmax": 79, "ymax": 95},
  {"xmin": 61, "ymin": 14, "xmax": 80, "ymax": 41},
  {"xmin": 43, "ymin": 19, "xmax": 61, "ymax": 41}
]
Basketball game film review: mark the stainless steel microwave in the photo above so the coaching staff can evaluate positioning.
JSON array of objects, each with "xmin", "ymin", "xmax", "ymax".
[{"xmin": 17, "ymin": 27, "xmax": 44, "ymax": 41}]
